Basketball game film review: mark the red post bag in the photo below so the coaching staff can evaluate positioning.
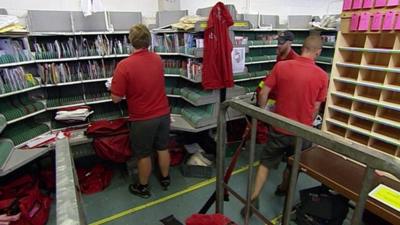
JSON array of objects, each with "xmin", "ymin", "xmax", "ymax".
[
  {"xmin": 77, "ymin": 164, "xmax": 113, "ymax": 195},
  {"xmin": 186, "ymin": 214, "xmax": 237, "ymax": 225},
  {"xmin": 86, "ymin": 119, "xmax": 133, "ymax": 163},
  {"xmin": 0, "ymin": 176, "xmax": 51, "ymax": 225}
]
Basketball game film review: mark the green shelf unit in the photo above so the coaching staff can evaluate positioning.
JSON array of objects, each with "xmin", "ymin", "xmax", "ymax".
[
  {"xmin": 83, "ymin": 82, "xmax": 110, "ymax": 103},
  {"xmin": 0, "ymin": 139, "xmax": 14, "ymax": 170},
  {"xmin": 45, "ymin": 85, "xmax": 85, "ymax": 109},
  {"xmin": 89, "ymin": 102, "xmax": 123, "ymax": 122},
  {"xmin": 181, "ymin": 104, "xmax": 217, "ymax": 128},
  {"xmin": 0, "ymin": 95, "xmax": 45, "ymax": 123},
  {"xmin": 2, "ymin": 121, "xmax": 50, "ymax": 146}
]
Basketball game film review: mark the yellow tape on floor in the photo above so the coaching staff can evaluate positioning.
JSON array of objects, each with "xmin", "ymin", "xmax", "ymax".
[
  {"xmin": 270, "ymin": 214, "xmax": 282, "ymax": 225},
  {"xmin": 90, "ymin": 162, "xmax": 259, "ymax": 225}
]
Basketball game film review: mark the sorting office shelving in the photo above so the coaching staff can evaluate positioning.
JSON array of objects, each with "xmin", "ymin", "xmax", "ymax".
[{"xmin": 323, "ymin": 2, "xmax": 400, "ymax": 158}]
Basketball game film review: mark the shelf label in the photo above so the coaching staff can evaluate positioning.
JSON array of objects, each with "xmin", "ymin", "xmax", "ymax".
[
  {"xmin": 359, "ymin": 12, "xmax": 371, "ymax": 31},
  {"xmin": 383, "ymin": 11, "xmax": 396, "ymax": 30},
  {"xmin": 371, "ymin": 12, "xmax": 384, "ymax": 31},
  {"xmin": 363, "ymin": 0, "xmax": 374, "ymax": 8},
  {"xmin": 375, "ymin": 0, "xmax": 387, "ymax": 7},
  {"xmin": 199, "ymin": 21, "xmax": 249, "ymax": 29},
  {"xmin": 351, "ymin": 13, "xmax": 361, "ymax": 31},
  {"xmin": 353, "ymin": 0, "xmax": 364, "ymax": 9},
  {"xmin": 369, "ymin": 184, "xmax": 400, "ymax": 212},
  {"xmin": 199, "ymin": 22, "xmax": 207, "ymax": 29},
  {"xmin": 387, "ymin": 0, "xmax": 400, "ymax": 6},
  {"xmin": 233, "ymin": 21, "xmax": 250, "ymax": 28},
  {"xmin": 343, "ymin": 0, "xmax": 354, "ymax": 10}
]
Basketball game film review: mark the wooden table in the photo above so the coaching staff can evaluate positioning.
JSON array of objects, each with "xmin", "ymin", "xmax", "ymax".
[{"xmin": 289, "ymin": 146, "xmax": 400, "ymax": 225}]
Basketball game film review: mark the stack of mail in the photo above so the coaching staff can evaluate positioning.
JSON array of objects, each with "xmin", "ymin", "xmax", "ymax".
[{"xmin": 55, "ymin": 108, "xmax": 94, "ymax": 122}]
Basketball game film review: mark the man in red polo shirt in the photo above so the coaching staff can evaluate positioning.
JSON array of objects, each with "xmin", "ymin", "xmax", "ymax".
[
  {"xmin": 255, "ymin": 31, "xmax": 298, "ymax": 100},
  {"xmin": 111, "ymin": 24, "xmax": 171, "ymax": 199},
  {"xmin": 241, "ymin": 35, "xmax": 328, "ymax": 217},
  {"xmin": 256, "ymin": 31, "xmax": 300, "ymax": 195},
  {"xmin": 276, "ymin": 31, "xmax": 298, "ymax": 62}
]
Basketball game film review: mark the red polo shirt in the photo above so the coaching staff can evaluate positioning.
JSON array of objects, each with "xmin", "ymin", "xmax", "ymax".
[
  {"xmin": 111, "ymin": 49, "xmax": 170, "ymax": 121},
  {"xmin": 276, "ymin": 49, "xmax": 299, "ymax": 62},
  {"xmin": 264, "ymin": 56, "xmax": 328, "ymax": 134},
  {"xmin": 268, "ymin": 49, "xmax": 299, "ymax": 99}
]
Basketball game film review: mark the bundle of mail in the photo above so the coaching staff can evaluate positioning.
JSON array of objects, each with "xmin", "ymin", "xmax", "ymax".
[
  {"xmin": 0, "ymin": 67, "xmax": 39, "ymax": 93},
  {"xmin": 184, "ymin": 143, "xmax": 213, "ymax": 167},
  {"xmin": 310, "ymin": 15, "xmax": 340, "ymax": 30},
  {"xmin": 55, "ymin": 107, "xmax": 94, "ymax": 122},
  {"xmin": 0, "ymin": 15, "xmax": 26, "ymax": 33},
  {"xmin": 171, "ymin": 15, "xmax": 207, "ymax": 31},
  {"xmin": 32, "ymin": 35, "xmax": 133, "ymax": 60},
  {"xmin": 38, "ymin": 59, "xmax": 116, "ymax": 85},
  {"xmin": 0, "ymin": 37, "xmax": 32, "ymax": 64}
]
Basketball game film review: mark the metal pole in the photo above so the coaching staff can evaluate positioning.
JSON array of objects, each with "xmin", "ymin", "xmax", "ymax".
[
  {"xmin": 244, "ymin": 118, "xmax": 258, "ymax": 225},
  {"xmin": 282, "ymin": 137, "xmax": 303, "ymax": 225},
  {"xmin": 351, "ymin": 166, "xmax": 374, "ymax": 225},
  {"xmin": 216, "ymin": 104, "xmax": 228, "ymax": 213}
]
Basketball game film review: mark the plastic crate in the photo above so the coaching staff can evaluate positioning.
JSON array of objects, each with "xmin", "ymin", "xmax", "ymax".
[{"xmin": 181, "ymin": 154, "xmax": 214, "ymax": 178}]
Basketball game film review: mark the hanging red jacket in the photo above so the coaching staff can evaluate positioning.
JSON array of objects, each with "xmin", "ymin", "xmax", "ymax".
[{"xmin": 202, "ymin": 2, "xmax": 234, "ymax": 90}]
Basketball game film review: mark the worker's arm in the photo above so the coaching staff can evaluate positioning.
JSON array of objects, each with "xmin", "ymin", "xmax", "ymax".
[
  {"xmin": 258, "ymin": 86, "xmax": 271, "ymax": 109},
  {"xmin": 110, "ymin": 63, "xmax": 126, "ymax": 104},
  {"xmin": 313, "ymin": 101, "xmax": 322, "ymax": 120},
  {"xmin": 111, "ymin": 94, "xmax": 123, "ymax": 103},
  {"xmin": 259, "ymin": 64, "xmax": 278, "ymax": 109}
]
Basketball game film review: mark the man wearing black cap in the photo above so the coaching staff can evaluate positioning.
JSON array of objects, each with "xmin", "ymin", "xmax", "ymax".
[
  {"xmin": 256, "ymin": 31, "xmax": 300, "ymax": 197},
  {"xmin": 276, "ymin": 30, "xmax": 298, "ymax": 61}
]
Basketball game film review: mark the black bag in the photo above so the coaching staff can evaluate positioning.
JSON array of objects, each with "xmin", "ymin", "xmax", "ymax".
[{"xmin": 296, "ymin": 186, "xmax": 349, "ymax": 225}]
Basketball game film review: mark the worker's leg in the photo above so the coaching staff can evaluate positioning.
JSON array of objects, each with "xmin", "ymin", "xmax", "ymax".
[
  {"xmin": 275, "ymin": 139, "xmax": 313, "ymax": 196},
  {"xmin": 241, "ymin": 128, "xmax": 292, "ymax": 217},
  {"xmin": 137, "ymin": 156, "xmax": 152, "ymax": 185},
  {"xmin": 251, "ymin": 164, "xmax": 270, "ymax": 200},
  {"xmin": 157, "ymin": 150, "xmax": 170, "ymax": 177},
  {"xmin": 275, "ymin": 166, "xmax": 291, "ymax": 196},
  {"xmin": 128, "ymin": 118, "xmax": 159, "ymax": 198}
]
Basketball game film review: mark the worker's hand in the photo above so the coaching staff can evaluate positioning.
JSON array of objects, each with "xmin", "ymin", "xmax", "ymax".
[
  {"xmin": 0, "ymin": 213, "xmax": 21, "ymax": 225},
  {"xmin": 105, "ymin": 78, "xmax": 112, "ymax": 91}
]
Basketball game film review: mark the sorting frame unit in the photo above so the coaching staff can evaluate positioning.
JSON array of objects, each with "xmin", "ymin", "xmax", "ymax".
[
  {"xmin": 322, "ymin": 3, "xmax": 400, "ymax": 158},
  {"xmin": 0, "ymin": 10, "xmax": 142, "ymax": 176}
]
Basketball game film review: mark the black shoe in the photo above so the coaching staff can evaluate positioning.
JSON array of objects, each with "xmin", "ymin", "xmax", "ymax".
[
  {"xmin": 129, "ymin": 183, "xmax": 151, "ymax": 199},
  {"xmin": 274, "ymin": 185, "xmax": 287, "ymax": 197},
  {"xmin": 240, "ymin": 198, "xmax": 259, "ymax": 218},
  {"xmin": 159, "ymin": 175, "xmax": 170, "ymax": 190}
]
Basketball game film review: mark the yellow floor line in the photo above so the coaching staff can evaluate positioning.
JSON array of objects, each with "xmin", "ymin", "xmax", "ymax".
[
  {"xmin": 90, "ymin": 162, "xmax": 259, "ymax": 225},
  {"xmin": 270, "ymin": 214, "xmax": 282, "ymax": 225}
]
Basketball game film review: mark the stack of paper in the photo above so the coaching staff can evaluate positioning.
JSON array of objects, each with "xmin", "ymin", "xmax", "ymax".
[{"xmin": 55, "ymin": 108, "xmax": 94, "ymax": 122}]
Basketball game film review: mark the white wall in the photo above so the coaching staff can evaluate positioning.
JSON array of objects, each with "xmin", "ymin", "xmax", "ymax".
[
  {"xmin": 158, "ymin": 0, "xmax": 180, "ymax": 11},
  {"xmin": 0, "ymin": 0, "xmax": 159, "ymax": 24},
  {"xmin": 1, "ymin": 0, "xmax": 344, "ymax": 25},
  {"xmin": 181, "ymin": 0, "xmax": 343, "ymax": 23}
]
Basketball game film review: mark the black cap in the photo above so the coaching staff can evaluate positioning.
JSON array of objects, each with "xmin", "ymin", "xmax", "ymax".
[{"xmin": 277, "ymin": 31, "xmax": 295, "ymax": 45}]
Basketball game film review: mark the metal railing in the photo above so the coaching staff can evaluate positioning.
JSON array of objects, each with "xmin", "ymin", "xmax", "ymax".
[
  {"xmin": 216, "ymin": 99, "xmax": 400, "ymax": 225},
  {"xmin": 56, "ymin": 138, "xmax": 87, "ymax": 225}
]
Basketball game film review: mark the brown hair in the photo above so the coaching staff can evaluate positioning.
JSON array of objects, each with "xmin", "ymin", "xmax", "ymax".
[
  {"xmin": 129, "ymin": 24, "xmax": 151, "ymax": 49},
  {"xmin": 302, "ymin": 35, "xmax": 323, "ymax": 52}
]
